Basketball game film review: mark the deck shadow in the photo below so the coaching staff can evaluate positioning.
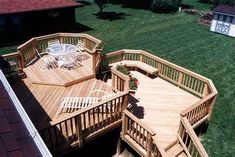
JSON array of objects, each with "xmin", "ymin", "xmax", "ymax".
[
  {"xmin": 128, "ymin": 95, "xmax": 144, "ymax": 119},
  {"xmin": 0, "ymin": 22, "xmax": 93, "ymax": 47},
  {"xmin": 93, "ymin": 11, "xmax": 130, "ymax": 21},
  {"xmin": 10, "ymin": 77, "xmax": 72, "ymax": 155}
]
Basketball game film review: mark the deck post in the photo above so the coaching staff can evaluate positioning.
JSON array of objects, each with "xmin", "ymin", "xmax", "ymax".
[
  {"xmin": 116, "ymin": 138, "xmax": 122, "ymax": 156},
  {"xmin": 146, "ymin": 133, "xmax": 153, "ymax": 157},
  {"xmin": 178, "ymin": 72, "xmax": 183, "ymax": 87},
  {"xmin": 76, "ymin": 115, "xmax": 83, "ymax": 147},
  {"xmin": 121, "ymin": 114, "xmax": 127, "ymax": 139},
  {"xmin": 207, "ymin": 95, "xmax": 217, "ymax": 121}
]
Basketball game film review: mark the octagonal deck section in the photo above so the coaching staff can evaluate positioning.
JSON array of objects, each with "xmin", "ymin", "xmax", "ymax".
[
  {"xmin": 23, "ymin": 52, "xmax": 94, "ymax": 87},
  {"xmin": 129, "ymin": 71, "xmax": 200, "ymax": 149}
]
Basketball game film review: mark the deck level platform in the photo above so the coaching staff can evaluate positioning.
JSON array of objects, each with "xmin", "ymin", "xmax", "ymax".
[
  {"xmin": 23, "ymin": 53, "xmax": 94, "ymax": 87},
  {"xmin": 129, "ymin": 71, "xmax": 200, "ymax": 149},
  {"xmin": 12, "ymin": 78, "xmax": 115, "ymax": 131}
]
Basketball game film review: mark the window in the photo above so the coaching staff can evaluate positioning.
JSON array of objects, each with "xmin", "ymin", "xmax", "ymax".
[
  {"xmin": 223, "ymin": 15, "xmax": 227, "ymax": 22},
  {"xmin": 232, "ymin": 17, "xmax": 235, "ymax": 24},
  {"xmin": 213, "ymin": 14, "xmax": 218, "ymax": 20}
]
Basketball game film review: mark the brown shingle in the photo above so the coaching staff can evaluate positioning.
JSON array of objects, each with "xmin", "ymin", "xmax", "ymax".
[
  {"xmin": 214, "ymin": 5, "xmax": 235, "ymax": 16},
  {"xmin": 0, "ymin": 118, "xmax": 11, "ymax": 133},
  {"xmin": 0, "ymin": 80, "xmax": 42, "ymax": 156},
  {"xmin": 0, "ymin": 0, "xmax": 83, "ymax": 15}
]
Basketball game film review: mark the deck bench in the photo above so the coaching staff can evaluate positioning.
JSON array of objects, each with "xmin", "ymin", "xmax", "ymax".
[{"xmin": 110, "ymin": 60, "xmax": 159, "ymax": 76}]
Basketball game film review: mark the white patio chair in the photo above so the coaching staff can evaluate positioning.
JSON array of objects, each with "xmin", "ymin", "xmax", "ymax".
[
  {"xmin": 55, "ymin": 90, "xmax": 116, "ymax": 117},
  {"xmin": 57, "ymin": 55, "xmax": 80, "ymax": 70},
  {"xmin": 46, "ymin": 39, "xmax": 64, "ymax": 56},
  {"xmin": 40, "ymin": 56, "xmax": 57, "ymax": 70},
  {"xmin": 76, "ymin": 40, "xmax": 84, "ymax": 52}
]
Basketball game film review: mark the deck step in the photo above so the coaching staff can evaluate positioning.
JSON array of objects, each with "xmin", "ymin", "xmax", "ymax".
[
  {"xmin": 166, "ymin": 143, "xmax": 184, "ymax": 157},
  {"xmin": 178, "ymin": 152, "xmax": 188, "ymax": 157}
]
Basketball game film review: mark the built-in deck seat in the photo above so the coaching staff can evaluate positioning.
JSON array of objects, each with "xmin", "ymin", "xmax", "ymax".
[{"xmin": 110, "ymin": 60, "xmax": 159, "ymax": 76}]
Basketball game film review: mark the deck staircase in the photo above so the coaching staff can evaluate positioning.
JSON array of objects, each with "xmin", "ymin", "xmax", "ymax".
[{"xmin": 166, "ymin": 142, "xmax": 187, "ymax": 157}]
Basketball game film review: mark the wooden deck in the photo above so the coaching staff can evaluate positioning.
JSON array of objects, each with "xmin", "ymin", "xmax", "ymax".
[
  {"xmin": 128, "ymin": 71, "xmax": 200, "ymax": 149},
  {"xmin": 12, "ymin": 78, "xmax": 115, "ymax": 131},
  {"xmin": 23, "ymin": 53, "xmax": 94, "ymax": 87}
]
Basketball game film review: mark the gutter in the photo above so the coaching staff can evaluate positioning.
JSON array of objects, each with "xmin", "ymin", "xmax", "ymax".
[{"xmin": 0, "ymin": 70, "xmax": 52, "ymax": 157}]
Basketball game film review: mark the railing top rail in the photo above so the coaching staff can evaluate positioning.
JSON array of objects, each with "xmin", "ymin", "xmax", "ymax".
[
  {"xmin": 139, "ymin": 50, "xmax": 211, "ymax": 83},
  {"xmin": 106, "ymin": 49, "xmax": 125, "ymax": 57},
  {"xmin": 180, "ymin": 116, "xmax": 209, "ymax": 157},
  {"xmin": 2, "ymin": 52, "xmax": 19, "ymax": 57},
  {"xmin": 180, "ymin": 92, "xmax": 217, "ymax": 116},
  {"xmin": 51, "ymin": 91, "xmax": 128, "ymax": 126},
  {"xmin": 17, "ymin": 32, "xmax": 101, "ymax": 50},
  {"xmin": 123, "ymin": 110, "xmax": 155, "ymax": 136},
  {"xmin": 111, "ymin": 67, "xmax": 130, "ymax": 81}
]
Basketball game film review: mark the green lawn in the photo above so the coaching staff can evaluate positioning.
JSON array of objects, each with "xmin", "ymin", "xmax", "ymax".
[
  {"xmin": 1, "ymin": 0, "xmax": 234, "ymax": 156},
  {"xmin": 76, "ymin": 2, "xmax": 234, "ymax": 156}
]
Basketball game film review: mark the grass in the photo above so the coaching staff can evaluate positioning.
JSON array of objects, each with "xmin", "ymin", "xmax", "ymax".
[
  {"xmin": 1, "ymin": 0, "xmax": 234, "ymax": 156},
  {"xmin": 77, "ymin": 2, "xmax": 234, "ymax": 156}
]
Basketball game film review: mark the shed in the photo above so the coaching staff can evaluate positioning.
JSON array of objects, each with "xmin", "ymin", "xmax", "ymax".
[{"xmin": 210, "ymin": 5, "xmax": 235, "ymax": 37}]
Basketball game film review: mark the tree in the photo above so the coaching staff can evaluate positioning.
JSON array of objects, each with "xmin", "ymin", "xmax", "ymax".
[{"xmin": 94, "ymin": 0, "xmax": 109, "ymax": 14}]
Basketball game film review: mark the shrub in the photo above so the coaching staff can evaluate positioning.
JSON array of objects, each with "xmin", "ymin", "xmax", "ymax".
[
  {"xmin": 151, "ymin": 0, "xmax": 181, "ymax": 13},
  {"xmin": 116, "ymin": 65, "xmax": 130, "ymax": 75},
  {"xmin": 122, "ymin": 0, "xmax": 153, "ymax": 9}
]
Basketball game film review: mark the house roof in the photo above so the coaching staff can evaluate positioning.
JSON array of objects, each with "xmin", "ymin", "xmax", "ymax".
[
  {"xmin": 0, "ymin": 0, "xmax": 83, "ymax": 15},
  {"xmin": 214, "ymin": 5, "xmax": 235, "ymax": 16},
  {"xmin": 0, "ymin": 81, "xmax": 41, "ymax": 157}
]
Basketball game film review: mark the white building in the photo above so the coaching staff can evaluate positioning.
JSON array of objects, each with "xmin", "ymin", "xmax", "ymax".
[{"xmin": 210, "ymin": 5, "xmax": 235, "ymax": 37}]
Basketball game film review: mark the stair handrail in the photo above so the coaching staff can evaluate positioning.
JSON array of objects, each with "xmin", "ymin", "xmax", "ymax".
[{"xmin": 178, "ymin": 116, "xmax": 209, "ymax": 157}]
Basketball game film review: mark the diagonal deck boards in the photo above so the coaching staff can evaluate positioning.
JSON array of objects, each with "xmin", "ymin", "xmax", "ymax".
[
  {"xmin": 129, "ymin": 71, "xmax": 200, "ymax": 149},
  {"xmin": 12, "ymin": 78, "xmax": 115, "ymax": 131}
]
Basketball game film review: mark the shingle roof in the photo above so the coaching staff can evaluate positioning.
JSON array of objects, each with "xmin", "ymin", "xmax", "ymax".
[
  {"xmin": 214, "ymin": 5, "xmax": 235, "ymax": 16},
  {"xmin": 0, "ymin": 81, "xmax": 41, "ymax": 157},
  {"xmin": 0, "ymin": 0, "xmax": 83, "ymax": 15}
]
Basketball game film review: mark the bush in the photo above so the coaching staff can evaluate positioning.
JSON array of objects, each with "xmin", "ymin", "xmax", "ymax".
[
  {"xmin": 123, "ymin": 0, "xmax": 153, "ymax": 9},
  {"xmin": 116, "ymin": 65, "xmax": 130, "ymax": 75},
  {"xmin": 151, "ymin": 0, "xmax": 181, "ymax": 13}
]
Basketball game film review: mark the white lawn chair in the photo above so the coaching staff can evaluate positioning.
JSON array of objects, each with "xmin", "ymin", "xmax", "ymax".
[
  {"xmin": 40, "ymin": 56, "xmax": 57, "ymax": 70},
  {"xmin": 55, "ymin": 90, "xmax": 116, "ymax": 117},
  {"xmin": 76, "ymin": 40, "xmax": 84, "ymax": 52},
  {"xmin": 46, "ymin": 39, "xmax": 64, "ymax": 56},
  {"xmin": 57, "ymin": 55, "xmax": 80, "ymax": 70}
]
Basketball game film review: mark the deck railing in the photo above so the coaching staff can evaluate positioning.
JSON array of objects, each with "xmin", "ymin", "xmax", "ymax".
[
  {"xmin": 105, "ymin": 49, "xmax": 218, "ymax": 157},
  {"xmin": 39, "ymin": 91, "xmax": 128, "ymax": 152},
  {"xmin": 105, "ymin": 49, "xmax": 215, "ymax": 98},
  {"xmin": 177, "ymin": 117, "xmax": 208, "ymax": 157},
  {"xmin": 3, "ymin": 33, "xmax": 102, "ymax": 74},
  {"xmin": 121, "ymin": 110, "xmax": 167, "ymax": 157},
  {"xmin": 111, "ymin": 67, "xmax": 130, "ymax": 92}
]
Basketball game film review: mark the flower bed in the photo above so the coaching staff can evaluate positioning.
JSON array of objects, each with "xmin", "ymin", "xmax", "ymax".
[{"xmin": 116, "ymin": 65, "xmax": 139, "ymax": 90}]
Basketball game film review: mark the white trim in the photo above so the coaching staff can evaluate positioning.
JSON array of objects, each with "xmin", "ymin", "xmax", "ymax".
[{"xmin": 0, "ymin": 70, "xmax": 52, "ymax": 157}]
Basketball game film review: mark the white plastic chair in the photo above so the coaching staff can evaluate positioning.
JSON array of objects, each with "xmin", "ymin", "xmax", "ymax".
[
  {"xmin": 55, "ymin": 90, "xmax": 116, "ymax": 117},
  {"xmin": 46, "ymin": 39, "xmax": 64, "ymax": 56},
  {"xmin": 76, "ymin": 40, "xmax": 84, "ymax": 52}
]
